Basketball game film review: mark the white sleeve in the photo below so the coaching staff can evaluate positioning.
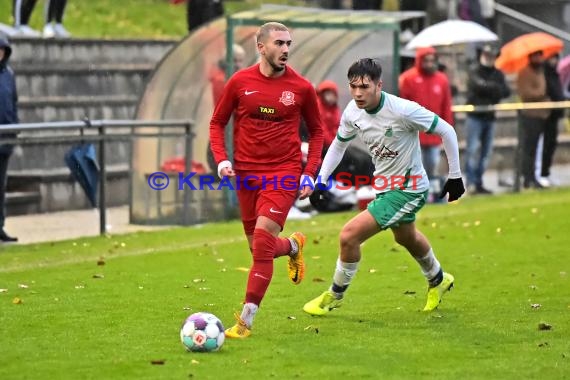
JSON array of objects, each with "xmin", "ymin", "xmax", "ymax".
[
  {"xmin": 317, "ymin": 137, "xmax": 350, "ymax": 182},
  {"xmin": 402, "ymin": 100, "xmax": 461, "ymax": 178},
  {"xmin": 317, "ymin": 107, "xmax": 356, "ymax": 182},
  {"xmin": 433, "ymin": 118, "xmax": 462, "ymax": 179}
]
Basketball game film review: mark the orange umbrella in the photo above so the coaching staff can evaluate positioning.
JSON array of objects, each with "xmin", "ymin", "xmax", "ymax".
[{"xmin": 495, "ymin": 32, "xmax": 564, "ymax": 73}]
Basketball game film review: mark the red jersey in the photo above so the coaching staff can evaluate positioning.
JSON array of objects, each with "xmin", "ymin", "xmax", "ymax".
[{"xmin": 209, "ymin": 64, "xmax": 324, "ymax": 177}]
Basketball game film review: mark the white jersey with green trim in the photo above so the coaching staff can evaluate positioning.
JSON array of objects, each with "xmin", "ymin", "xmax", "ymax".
[{"xmin": 337, "ymin": 91, "xmax": 439, "ymax": 193}]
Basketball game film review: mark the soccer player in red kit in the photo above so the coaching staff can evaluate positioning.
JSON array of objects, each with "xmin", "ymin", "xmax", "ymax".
[{"xmin": 209, "ymin": 22, "xmax": 324, "ymax": 338}]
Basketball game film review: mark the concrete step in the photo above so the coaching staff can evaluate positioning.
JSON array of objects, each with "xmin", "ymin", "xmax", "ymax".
[
  {"xmin": 8, "ymin": 138, "xmax": 131, "ymax": 171},
  {"xmin": 13, "ymin": 63, "xmax": 154, "ymax": 98},
  {"xmin": 17, "ymin": 95, "xmax": 138, "ymax": 123},
  {"xmin": 6, "ymin": 191, "xmax": 42, "ymax": 216},
  {"xmin": 9, "ymin": 38, "xmax": 177, "ymax": 65},
  {"xmin": 6, "ymin": 164, "xmax": 129, "ymax": 214}
]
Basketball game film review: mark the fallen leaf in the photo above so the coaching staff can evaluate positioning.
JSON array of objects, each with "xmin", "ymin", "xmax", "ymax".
[
  {"xmin": 191, "ymin": 359, "xmax": 199, "ymax": 364},
  {"xmin": 538, "ymin": 322, "xmax": 552, "ymax": 331},
  {"xmin": 150, "ymin": 360, "xmax": 165, "ymax": 365},
  {"xmin": 92, "ymin": 274, "xmax": 105, "ymax": 279},
  {"xmin": 12, "ymin": 297, "xmax": 22, "ymax": 304},
  {"xmin": 369, "ymin": 269, "xmax": 377, "ymax": 273},
  {"xmin": 312, "ymin": 277, "xmax": 325, "ymax": 282}
]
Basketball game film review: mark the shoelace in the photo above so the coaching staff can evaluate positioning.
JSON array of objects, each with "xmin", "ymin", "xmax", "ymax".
[{"xmin": 233, "ymin": 312, "xmax": 248, "ymax": 334}]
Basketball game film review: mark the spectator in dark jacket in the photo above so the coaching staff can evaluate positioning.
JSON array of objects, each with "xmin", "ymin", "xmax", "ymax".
[
  {"xmin": 0, "ymin": 37, "xmax": 18, "ymax": 242},
  {"xmin": 517, "ymin": 50, "xmax": 550, "ymax": 189},
  {"xmin": 186, "ymin": 0, "xmax": 224, "ymax": 33},
  {"xmin": 464, "ymin": 44, "xmax": 510, "ymax": 194},
  {"xmin": 536, "ymin": 53, "xmax": 565, "ymax": 187}
]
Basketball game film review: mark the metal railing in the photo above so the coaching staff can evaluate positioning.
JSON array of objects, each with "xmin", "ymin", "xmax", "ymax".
[
  {"xmin": 0, "ymin": 118, "xmax": 194, "ymax": 235},
  {"xmin": 494, "ymin": 3, "xmax": 570, "ymax": 44}
]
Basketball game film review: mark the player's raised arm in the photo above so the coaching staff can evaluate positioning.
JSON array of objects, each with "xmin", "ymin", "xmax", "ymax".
[
  {"xmin": 300, "ymin": 84, "xmax": 324, "ymax": 179},
  {"xmin": 432, "ymin": 116, "xmax": 465, "ymax": 201},
  {"xmin": 209, "ymin": 77, "xmax": 238, "ymax": 177}
]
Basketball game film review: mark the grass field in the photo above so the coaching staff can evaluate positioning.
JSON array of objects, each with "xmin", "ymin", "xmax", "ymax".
[
  {"xmin": 1, "ymin": 189, "xmax": 569, "ymax": 379},
  {"xmin": 0, "ymin": 0, "xmax": 303, "ymax": 39}
]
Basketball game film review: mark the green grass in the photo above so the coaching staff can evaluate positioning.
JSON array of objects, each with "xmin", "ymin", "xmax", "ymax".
[
  {"xmin": 1, "ymin": 189, "xmax": 570, "ymax": 379},
  {"xmin": 0, "ymin": 0, "xmax": 306, "ymax": 39}
]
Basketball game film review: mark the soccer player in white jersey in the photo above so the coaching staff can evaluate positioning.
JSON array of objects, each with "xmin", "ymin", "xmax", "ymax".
[{"xmin": 303, "ymin": 58, "xmax": 465, "ymax": 314}]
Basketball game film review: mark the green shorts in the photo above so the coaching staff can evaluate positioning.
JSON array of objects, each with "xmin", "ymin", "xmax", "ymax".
[{"xmin": 367, "ymin": 190, "xmax": 429, "ymax": 230}]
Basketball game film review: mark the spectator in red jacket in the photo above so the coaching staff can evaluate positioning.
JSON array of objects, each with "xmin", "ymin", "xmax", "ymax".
[
  {"xmin": 399, "ymin": 46, "xmax": 454, "ymax": 180},
  {"xmin": 316, "ymin": 80, "xmax": 341, "ymax": 149}
]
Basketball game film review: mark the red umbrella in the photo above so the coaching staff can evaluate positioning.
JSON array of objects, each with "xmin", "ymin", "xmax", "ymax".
[{"xmin": 495, "ymin": 32, "xmax": 564, "ymax": 74}]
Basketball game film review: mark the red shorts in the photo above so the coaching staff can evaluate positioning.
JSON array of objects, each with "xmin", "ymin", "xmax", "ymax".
[{"xmin": 236, "ymin": 174, "xmax": 299, "ymax": 236}]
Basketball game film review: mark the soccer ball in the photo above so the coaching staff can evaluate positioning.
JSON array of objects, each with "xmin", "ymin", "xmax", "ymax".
[{"xmin": 180, "ymin": 312, "xmax": 225, "ymax": 352}]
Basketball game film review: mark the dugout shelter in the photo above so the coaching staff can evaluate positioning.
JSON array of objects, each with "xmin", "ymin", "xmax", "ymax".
[{"xmin": 132, "ymin": 5, "xmax": 425, "ymax": 225}]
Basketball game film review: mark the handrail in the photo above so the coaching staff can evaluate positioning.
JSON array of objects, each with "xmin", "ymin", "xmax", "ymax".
[
  {"xmin": 494, "ymin": 3, "xmax": 570, "ymax": 43},
  {"xmin": 452, "ymin": 100, "xmax": 570, "ymax": 113},
  {"xmin": 0, "ymin": 118, "xmax": 195, "ymax": 235},
  {"xmin": 0, "ymin": 119, "xmax": 193, "ymax": 132}
]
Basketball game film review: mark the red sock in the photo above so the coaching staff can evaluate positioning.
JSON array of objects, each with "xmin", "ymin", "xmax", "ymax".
[
  {"xmin": 245, "ymin": 229, "xmax": 276, "ymax": 305},
  {"xmin": 273, "ymin": 237, "xmax": 291, "ymax": 258}
]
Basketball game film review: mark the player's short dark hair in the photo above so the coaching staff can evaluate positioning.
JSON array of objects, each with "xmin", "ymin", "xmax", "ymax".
[
  {"xmin": 347, "ymin": 58, "xmax": 383, "ymax": 83},
  {"xmin": 256, "ymin": 22, "xmax": 289, "ymax": 43}
]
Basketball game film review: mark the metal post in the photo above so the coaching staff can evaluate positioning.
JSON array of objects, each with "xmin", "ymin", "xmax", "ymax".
[
  {"xmin": 392, "ymin": 27, "xmax": 401, "ymax": 96},
  {"xmin": 98, "ymin": 124, "xmax": 107, "ymax": 234},
  {"xmin": 513, "ymin": 111, "xmax": 522, "ymax": 193},
  {"xmin": 183, "ymin": 122, "xmax": 193, "ymax": 225}
]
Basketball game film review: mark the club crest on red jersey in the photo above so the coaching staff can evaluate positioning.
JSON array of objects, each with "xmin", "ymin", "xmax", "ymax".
[{"xmin": 279, "ymin": 91, "xmax": 295, "ymax": 106}]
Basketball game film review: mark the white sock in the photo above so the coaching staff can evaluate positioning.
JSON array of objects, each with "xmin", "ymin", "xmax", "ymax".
[
  {"xmin": 288, "ymin": 237, "xmax": 298, "ymax": 256},
  {"xmin": 330, "ymin": 258, "xmax": 359, "ymax": 299},
  {"xmin": 415, "ymin": 248, "xmax": 441, "ymax": 282},
  {"xmin": 240, "ymin": 303, "xmax": 258, "ymax": 328}
]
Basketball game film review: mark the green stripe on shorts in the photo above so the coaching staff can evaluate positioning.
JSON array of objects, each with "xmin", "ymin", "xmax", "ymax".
[{"xmin": 367, "ymin": 190, "xmax": 429, "ymax": 230}]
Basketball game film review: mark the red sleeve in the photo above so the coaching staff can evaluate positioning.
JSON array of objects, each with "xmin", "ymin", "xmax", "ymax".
[
  {"xmin": 209, "ymin": 76, "xmax": 237, "ymax": 165},
  {"xmin": 301, "ymin": 85, "xmax": 324, "ymax": 178}
]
